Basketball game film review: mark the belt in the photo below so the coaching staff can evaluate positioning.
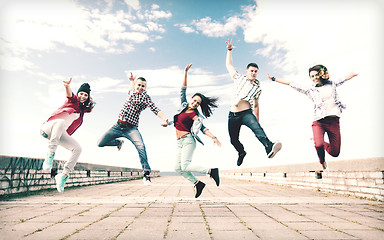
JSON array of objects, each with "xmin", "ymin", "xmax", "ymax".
[
  {"xmin": 117, "ymin": 119, "xmax": 134, "ymax": 128},
  {"xmin": 177, "ymin": 133, "xmax": 190, "ymax": 140},
  {"xmin": 229, "ymin": 109, "xmax": 252, "ymax": 117}
]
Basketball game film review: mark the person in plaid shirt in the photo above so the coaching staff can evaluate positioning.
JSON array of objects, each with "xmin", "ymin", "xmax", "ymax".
[{"xmin": 97, "ymin": 72, "xmax": 168, "ymax": 185}]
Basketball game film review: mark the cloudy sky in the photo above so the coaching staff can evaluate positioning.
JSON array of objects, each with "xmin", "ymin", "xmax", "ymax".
[{"xmin": 1, "ymin": 0, "xmax": 383, "ymax": 172}]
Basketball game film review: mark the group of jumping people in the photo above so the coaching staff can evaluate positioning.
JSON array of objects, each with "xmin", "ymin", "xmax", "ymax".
[{"xmin": 40, "ymin": 39, "xmax": 358, "ymax": 197}]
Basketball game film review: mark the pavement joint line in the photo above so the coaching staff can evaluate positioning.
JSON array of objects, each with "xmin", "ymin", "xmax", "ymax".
[
  {"xmin": 23, "ymin": 203, "xmax": 102, "ymax": 237},
  {"xmin": 248, "ymin": 203, "xmax": 312, "ymax": 239},
  {"xmin": 14, "ymin": 203, "xmax": 77, "ymax": 226},
  {"xmin": 111, "ymin": 202, "xmax": 153, "ymax": 240},
  {"xmin": 282, "ymin": 204, "xmax": 357, "ymax": 238},
  {"xmin": 120, "ymin": 186, "xmax": 143, "ymax": 197},
  {"xmin": 60, "ymin": 203, "xmax": 128, "ymax": 240},
  {"xmin": 225, "ymin": 204, "xmax": 261, "ymax": 239},
  {"xmin": 199, "ymin": 203, "xmax": 213, "ymax": 240},
  {"xmin": 162, "ymin": 202, "xmax": 176, "ymax": 239},
  {"xmin": 326, "ymin": 204, "xmax": 384, "ymax": 232}
]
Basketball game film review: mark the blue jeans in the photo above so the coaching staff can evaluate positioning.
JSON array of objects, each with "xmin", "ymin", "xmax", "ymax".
[
  {"xmin": 228, "ymin": 109, "xmax": 271, "ymax": 154},
  {"xmin": 98, "ymin": 121, "xmax": 150, "ymax": 173},
  {"xmin": 174, "ymin": 134, "xmax": 209, "ymax": 183}
]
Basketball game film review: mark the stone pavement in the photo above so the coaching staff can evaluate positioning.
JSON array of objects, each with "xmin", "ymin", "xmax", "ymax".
[{"xmin": 0, "ymin": 176, "xmax": 383, "ymax": 240}]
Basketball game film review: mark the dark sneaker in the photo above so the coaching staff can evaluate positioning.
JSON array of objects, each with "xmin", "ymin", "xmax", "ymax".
[
  {"xmin": 266, "ymin": 141, "xmax": 282, "ymax": 158},
  {"xmin": 194, "ymin": 181, "xmax": 206, "ymax": 198},
  {"xmin": 209, "ymin": 168, "xmax": 220, "ymax": 186},
  {"xmin": 237, "ymin": 151, "xmax": 246, "ymax": 166},
  {"xmin": 117, "ymin": 140, "xmax": 124, "ymax": 151},
  {"xmin": 143, "ymin": 171, "xmax": 151, "ymax": 185}
]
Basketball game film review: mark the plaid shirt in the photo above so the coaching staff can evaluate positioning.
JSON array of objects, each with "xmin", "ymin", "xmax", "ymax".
[
  {"xmin": 118, "ymin": 90, "xmax": 160, "ymax": 127},
  {"xmin": 290, "ymin": 79, "xmax": 347, "ymax": 121},
  {"xmin": 231, "ymin": 72, "xmax": 262, "ymax": 109}
]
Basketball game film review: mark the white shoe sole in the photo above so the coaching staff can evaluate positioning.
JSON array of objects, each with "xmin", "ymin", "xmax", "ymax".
[{"xmin": 268, "ymin": 142, "xmax": 282, "ymax": 158}]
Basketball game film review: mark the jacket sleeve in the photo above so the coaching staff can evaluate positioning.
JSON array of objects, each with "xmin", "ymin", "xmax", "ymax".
[{"xmin": 180, "ymin": 86, "xmax": 187, "ymax": 104}]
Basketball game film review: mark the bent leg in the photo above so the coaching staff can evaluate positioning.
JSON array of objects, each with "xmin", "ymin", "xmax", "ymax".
[
  {"xmin": 228, "ymin": 115, "xmax": 244, "ymax": 154},
  {"xmin": 125, "ymin": 127, "xmax": 151, "ymax": 173},
  {"xmin": 97, "ymin": 124, "xmax": 122, "ymax": 147},
  {"xmin": 176, "ymin": 136, "xmax": 199, "ymax": 183},
  {"xmin": 59, "ymin": 132, "xmax": 82, "ymax": 175},
  {"xmin": 325, "ymin": 118, "xmax": 341, "ymax": 157},
  {"xmin": 312, "ymin": 120, "xmax": 326, "ymax": 164},
  {"xmin": 242, "ymin": 112, "xmax": 271, "ymax": 147}
]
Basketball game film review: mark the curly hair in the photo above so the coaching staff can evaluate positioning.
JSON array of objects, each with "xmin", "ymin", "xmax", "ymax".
[{"xmin": 309, "ymin": 64, "xmax": 329, "ymax": 84}]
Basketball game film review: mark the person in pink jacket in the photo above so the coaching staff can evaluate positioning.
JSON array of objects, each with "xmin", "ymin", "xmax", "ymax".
[{"xmin": 40, "ymin": 78, "xmax": 94, "ymax": 192}]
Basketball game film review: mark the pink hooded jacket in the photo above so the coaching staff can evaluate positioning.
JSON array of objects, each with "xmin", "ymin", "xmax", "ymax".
[{"xmin": 47, "ymin": 93, "xmax": 91, "ymax": 135}]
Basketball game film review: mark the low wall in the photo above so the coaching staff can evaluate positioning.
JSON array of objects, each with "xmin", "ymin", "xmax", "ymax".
[
  {"xmin": 0, "ymin": 155, "xmax": 160, "ymax": 196},
  {"xmin": 221, "ymin": 158, "xmax": 384, "ymax": 201}
]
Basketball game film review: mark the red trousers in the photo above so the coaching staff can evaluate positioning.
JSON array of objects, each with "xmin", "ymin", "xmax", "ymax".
[{"xmin": 312, "ymin": 116, "xmax": 341, "ymax": 164}]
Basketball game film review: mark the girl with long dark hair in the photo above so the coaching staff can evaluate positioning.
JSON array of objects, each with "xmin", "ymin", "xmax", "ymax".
[{"xmin": 167, "ymin": 64, "xmax": 221, "ymax": 198}]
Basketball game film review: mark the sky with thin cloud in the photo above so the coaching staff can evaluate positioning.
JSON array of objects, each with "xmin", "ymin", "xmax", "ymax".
[{"xmin": 1, "ymin": 0, "xmax": 383, "ymax": 172}]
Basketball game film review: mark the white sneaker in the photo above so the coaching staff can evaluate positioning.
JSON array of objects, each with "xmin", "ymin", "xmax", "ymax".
[
  {"xmin": 322, "ymin": 161, "xmax": 329, "ymax": 175},
  {"xmin": 143, "ymin": 172, "xmax": 152, "ymax": 185},
  {"xmin": 143, "ymin": 176, "xmax": 151, "ymax": 185}
]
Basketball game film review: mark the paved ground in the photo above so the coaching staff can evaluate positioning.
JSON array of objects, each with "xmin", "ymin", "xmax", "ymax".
[{"xmin": 0, "ymin": 176, "xmax": 383, "ymax": 240}]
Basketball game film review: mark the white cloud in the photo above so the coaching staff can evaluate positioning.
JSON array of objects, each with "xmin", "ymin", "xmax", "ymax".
[
  {"xmin": 0, "ymin": 0, "xmax": 173, "ymax": 72},
  {"xmin": 175, "ymin": 24, "xmax": 198, "ymax": 34},
  {"xmin": 191, "ymin": 16, "xmax": 246, "ymax": 37},
  {"xmin": 124, "ymin": 0, "xmax": 140, "ymax": 10}
]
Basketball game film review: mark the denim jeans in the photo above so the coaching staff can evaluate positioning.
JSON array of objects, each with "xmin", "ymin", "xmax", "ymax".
[
  {"xmin": 98, "ymin": 122, "xmax": 151, "ymax": 173},
  {"xmin": 228, "ymin": 109, "xmax": 271, "ymax": 154},
  {"xmin": 175, "ymin": 134, "xmax": 209, "ymax": 183},
  {"xmin": 40, "ymin": 119, "xmax": 82, "ymax": 175}
]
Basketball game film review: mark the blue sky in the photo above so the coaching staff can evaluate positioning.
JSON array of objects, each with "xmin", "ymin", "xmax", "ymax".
[{"xmin": 1, "ymin": 0, "xmax": 383, "ymax": 172}]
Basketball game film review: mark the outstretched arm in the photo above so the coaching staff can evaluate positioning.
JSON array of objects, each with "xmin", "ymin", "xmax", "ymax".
[
  {"xmin": 183, "ymin": 63, "xmax": 192, "ymax": 87},
  {"xmin": 344, "ymin": 72, "xmax": 358, "ymax": 81},
  {"xmin": 203, "ymin": 129, "xmax": 221, "ymax": 147},
  {"xmin": 63, "ymin": 77, "xmax": 73, "ymax": 98},
  {"xmin": 267, "ymin": 73, "xmax": 291, "ymax": 85},
  {"xmin": 226, "ymin": 39, "xmax": 237, "ymax": 78},
  {"xmin": 157, "ymin": 111, "xmax": 169, "ymax": 127}
]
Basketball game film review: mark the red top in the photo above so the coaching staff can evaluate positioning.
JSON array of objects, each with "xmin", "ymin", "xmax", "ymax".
[
  {"xmin": 47, "ymin": 93, "xmax": 91, "ymax": 135},
  {"xmin": 175, "ymin": 111, "xmax": 197, "ymax": 132}
]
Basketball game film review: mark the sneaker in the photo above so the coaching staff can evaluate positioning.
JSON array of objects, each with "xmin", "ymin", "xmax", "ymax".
[
  {"xmin": 43, "ymin": 152, "xmax": 55, "ymax": 170},
  {"xmin": 322, "ymin": 161, "xmax": 329, "ymax": 175},
  {"xmin": 143, "ymin": 171, "xmax": 151, "ymax": 185},
  {"xmin": 209, "ymin": 168, "xmax": 220, "ymax": 186},
  {"xmin": 237, "ymin": 151, "xmax": 247, "ymax": 166},
  {"xmin": 266, "ymin": 141, "xmax": 282, "ymax": 158},
  {"xmin": 194, "ymin": 181, "xmax": 206, "ymax": 198},
  {"xmin": 55, "ymin": 173, "xmax": 68, "ymax": 193},
  {"xmin": 117, "ymin": 140, "xmax": 124, "ymax": 151}
]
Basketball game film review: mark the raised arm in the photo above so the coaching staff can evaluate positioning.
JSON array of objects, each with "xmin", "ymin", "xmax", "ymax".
[
  {"xmin": 128, "ymin": 72, "xmax": 136, "ymax": 91},
  {"xmin": 63, "ymin": 77, "xmax": 73, "ymax": 98},
  {"xmin": 183, "ymin": 63, "xmax": 192, "ymax": 87},
  {"xmin": 267, "ymin": 73, "xmax": 291, "ymax": 85},
  {"xmin": 226, "ymin": 39, "xmax": 237, "ymax": 78}
]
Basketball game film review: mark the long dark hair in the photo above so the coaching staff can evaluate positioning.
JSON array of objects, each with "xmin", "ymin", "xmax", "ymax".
[{"xmin": 192, "ymin": 93, "xmax": 218, "ymax": 118}]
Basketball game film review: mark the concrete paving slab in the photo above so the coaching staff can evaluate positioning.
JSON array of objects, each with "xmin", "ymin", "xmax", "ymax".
[{"xmin": 0, "ymin": 176, "xmax": 383, "ymax": 240}]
